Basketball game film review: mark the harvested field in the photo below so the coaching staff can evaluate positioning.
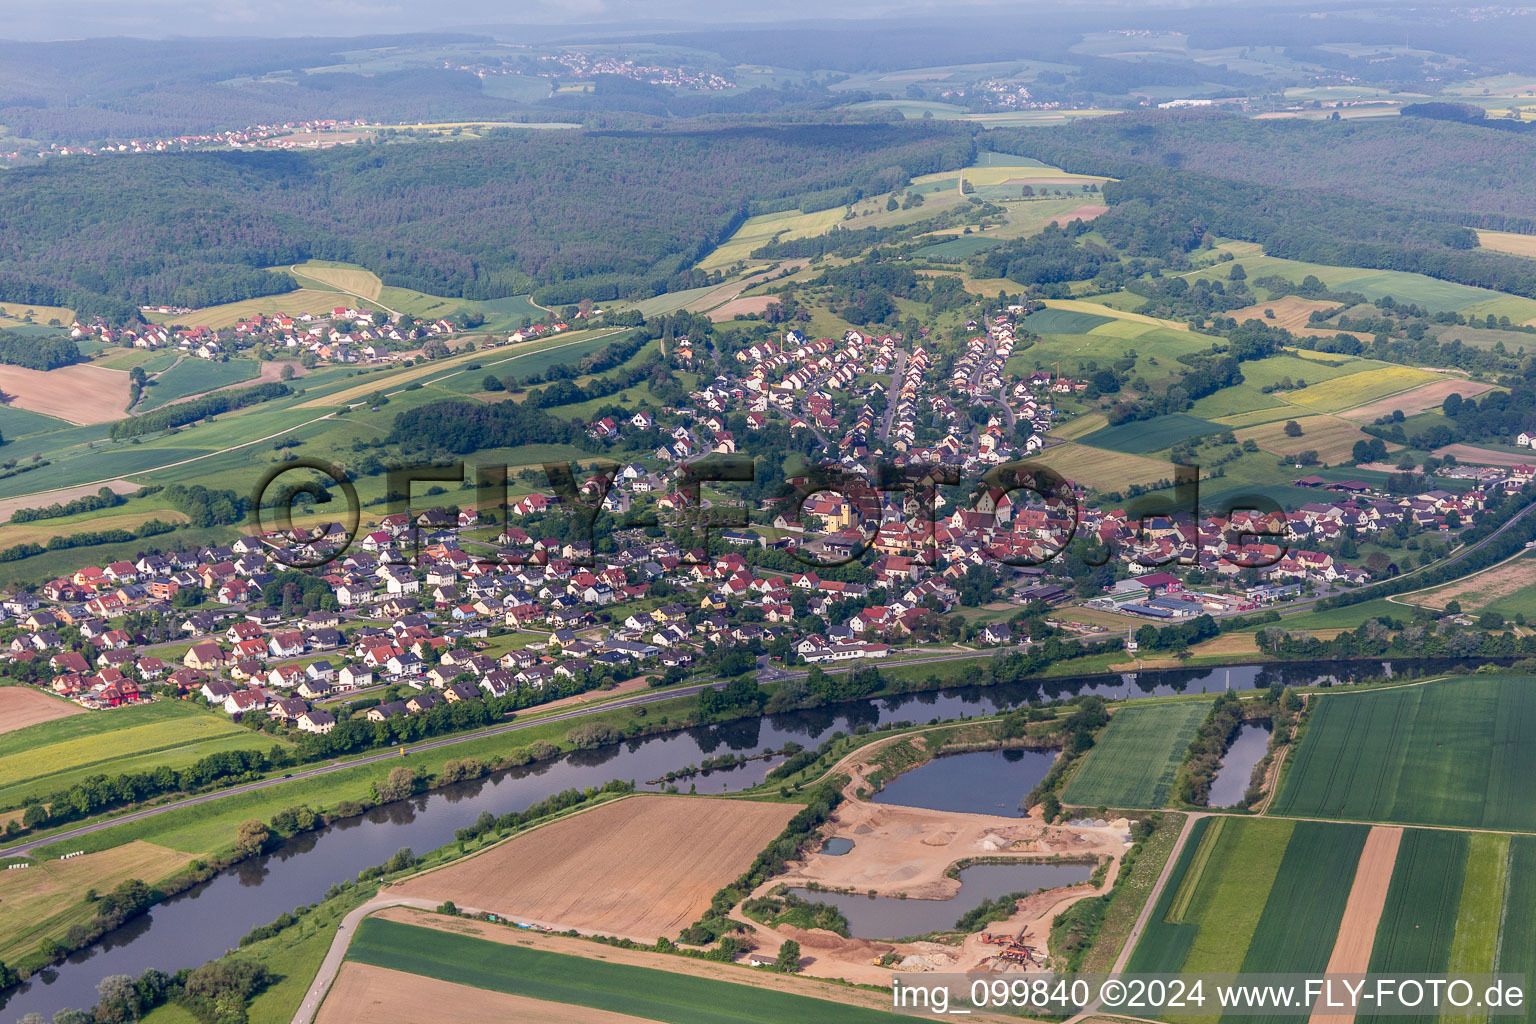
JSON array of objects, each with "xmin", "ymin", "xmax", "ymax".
[
  {"xmin": 290, "ymin": 261, "xmax": 384, "ymax": 301},
  {"xmin": 708, "ymin": 295, "xmax": 780, "ymax": 322},
  {"xmin": 317, "ymin": 963, "xmax": 664, "ymax": 1024},
  {"xmin": 0, "ymin": 363, "xmax": 132, "ymax": 425},
  {"xmin": 1040, "ymin": 299, "xmax": 1189, "ymax": 331},
  {"xmin": 165, "ymin": 287, "xmax": 350, "ymax": 330},
  {"xmin": 1049, "ymin": 203, "xmax": 1108, "ymax": 226},
  {"xmin": 1283, "ymin": 367, "xmax": 1441, "ymax": 413},
  {"xmin": 0, "ymin": 480, "xmax": 139, "ymax": 524},
  {"xmin": 392, "ymin": 795, "xmax": 796, "ymax": 942},
  {"xmin": 1031, "ymin": 443, "xmax": 1178, "ymax": 492},
  {"xmin": 1235, "ymin": 414, "xmax": 1390, "ymax": 463},
  {"xmin": 1315, "ymin": 826, "xmax": 1402, "ymax": 1006},
  {"xmin": 1434, "ymin": 443, "xmax": 1536, "ymax": 467},
  {"xmin": 1227, "ymin": 296, "xmax": 1341, "ymax": 331},
  {"xmin": 0, "ymin": 302, "xmax": 74, "ymax": 324},
  {"xmin": 0, "ymin": 841, "xmax": 193, "ymax": 960},
  {"xmin": 0, "ymin": 508, "xmax": 190, "ymax": 548},
  {"xmin": 1396, "ymin": 552, "xmax": 1536, "ymax": 612},
  {"xmin": 1477, "ymin": 229, "xmax": 1536, "ymax": 259},
  {"xmin": 0, "ymin": 686, "xmax": 83, "ymax": 734},
  {"xmin": 1339, "ymin": 378, "xmax": 1497, "ymax": 422}
]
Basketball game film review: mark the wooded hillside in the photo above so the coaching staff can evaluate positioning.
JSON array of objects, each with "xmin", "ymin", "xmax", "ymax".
[{"xmin": 0, "ymin": 123, "xmax": 972, "ymax": 321}]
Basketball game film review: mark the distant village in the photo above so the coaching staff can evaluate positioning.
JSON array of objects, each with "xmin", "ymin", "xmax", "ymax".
[
  {"xmin": 1, "ymin": 119, "xmax": 376, "ymax": 167},
  {"xmin": 72, "ymin": 303, "xmax": 577, "ymax": 367}
]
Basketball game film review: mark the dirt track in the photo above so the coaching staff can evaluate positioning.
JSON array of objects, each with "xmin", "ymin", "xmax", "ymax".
[
  {"xmin": 316, "ymin": 962, "xmax": 665, "ymax": 1024},
  {"xmin": 0, "ymin": 687, "xmax": 83, "ymax": 734},
  {"xmin": 391, "ymin": 795, "xmax": 795, "ymax": 942}
]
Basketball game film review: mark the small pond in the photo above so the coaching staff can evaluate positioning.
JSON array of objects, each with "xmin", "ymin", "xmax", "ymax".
[
  {"xmin": 871, "ymin": 748, "xmax": 1058, "ymax": 816},
  {"xmin": 789, "ymin": 861, "xmax": 1093, "ymax": 940},
  {"xmin": 1207, "ymin": 721, "xmax": 1273, "ymax": 808},
  {"xmin": 821, "ymin": 837, "xmax": 855, "ymax": 856}
]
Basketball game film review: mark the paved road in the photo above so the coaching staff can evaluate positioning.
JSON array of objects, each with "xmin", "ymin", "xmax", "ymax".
[
  {"xmin": 0, "ymin": 678, "xmax": 729, "ymax": 858},
  {"xmin": 13, "ymin": 492, "xmax": 1531, "ymax": 858},
  {"xmin": 290, "ymin": 896, "xmax": 450, "ymax": 1024}
]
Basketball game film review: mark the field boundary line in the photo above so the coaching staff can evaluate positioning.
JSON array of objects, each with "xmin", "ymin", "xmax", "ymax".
[
  {"xmin": 288, "ymin": 265, "xmax": 401, "ymax": 319},
  {"xmin": 1106, "ymin": 811, "xmax": 1204, "ymax": 976}
]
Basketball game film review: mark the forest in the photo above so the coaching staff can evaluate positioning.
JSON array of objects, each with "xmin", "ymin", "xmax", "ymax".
[
  {"xmin": 0, "ymin": 123, "xmax": 972, "ymax": 319},
  {"xmin": 386, "ymin": 396, "xmax": 591, "ymax": 455},
  {"xmin": 0, "ymin": 331, "xmax": 79, "ymax": 370},
  {"xmin": 979, "ymin": 118, "xmax": 1536, "ymax": 303},
  {"xmin": 992, "ymin": 111, "xmax": 1536, "ymax": 229}
]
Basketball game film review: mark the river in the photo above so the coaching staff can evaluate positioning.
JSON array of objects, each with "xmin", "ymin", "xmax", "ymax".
[{"xmin": 0, "ymin": 658, "xmax": 1454, "ymax": 1021}]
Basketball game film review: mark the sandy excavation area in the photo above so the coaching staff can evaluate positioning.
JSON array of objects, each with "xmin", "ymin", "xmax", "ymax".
[
  {"xmin": 755, "ymin": 797, "xmax": 1130, "ymax": 986},
  {"xmin": 779, "ymin": 799, "xmax": 1124, "ymax": 900},
  {"xmin": 391, "ymin": 795, "xmax": 795, "ymax": 942},
  {"xmin": 0, "ymin": 686, "xmax": 84, "ymax": 734},
  {"xmin": 316, "ymin": 962, "xmax": 666, "ymax": 1024},
  {"xmin": 728, "ymin": 737, "xmax": 1133, "ymax": 987},
  {"xmin": 0, "ymin": 363, "xmax": 132, "ymax": 425}
]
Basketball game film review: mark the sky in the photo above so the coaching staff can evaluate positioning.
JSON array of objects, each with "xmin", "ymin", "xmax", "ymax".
[{"xmin": 3, "ymin": 0, "xmax": 1296, "ymax": 42}]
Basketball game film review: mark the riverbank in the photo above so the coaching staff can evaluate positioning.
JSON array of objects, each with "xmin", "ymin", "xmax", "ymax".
[{"xmin": 0, "ymin": 657, "xmax": 1488, "ymax": 1022}]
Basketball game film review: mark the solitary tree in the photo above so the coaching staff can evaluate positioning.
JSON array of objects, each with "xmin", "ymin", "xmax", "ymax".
[
  {"xmin": 235, "ymin": 820, "xmax": 272, "ymax": 859},
  {"xmin": 1283, "ymin": 420, "xmax": 1303, "ymax": 437},
  {"xmin": 774, "ymin": 940, "xmax": 803, "ymax": 973}
]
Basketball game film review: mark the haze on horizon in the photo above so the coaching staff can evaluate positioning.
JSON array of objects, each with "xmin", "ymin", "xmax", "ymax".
[{"xmin": 5, "ymin": 0, "xmax": 1331, "ymax": 43}]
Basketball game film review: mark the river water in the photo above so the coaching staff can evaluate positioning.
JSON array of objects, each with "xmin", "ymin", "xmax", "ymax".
[{"xmin": 0, "ymin": 659, "xmax": 1453, "ymax": 1021}]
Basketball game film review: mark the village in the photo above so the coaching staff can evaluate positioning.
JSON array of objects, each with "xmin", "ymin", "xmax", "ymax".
[
  {"xmin": 0, "ymin": 301, "xmax": 1521, "ymax": 740},
  {"xmin": 0, "ymin": 118, "xmax": 378, "ymax": 166}
]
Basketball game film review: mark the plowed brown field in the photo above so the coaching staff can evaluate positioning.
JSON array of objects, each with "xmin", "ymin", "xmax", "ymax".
[{"xmin": 392, "ymin": 795, "xmax": 795, "ymax": 941}]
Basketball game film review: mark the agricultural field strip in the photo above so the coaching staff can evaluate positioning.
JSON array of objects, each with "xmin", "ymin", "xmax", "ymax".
[
  {"xmin": 344, "ymin": 917, "xmax": 914, "ymax": 1024},
  {"xmin": 1126, "ymin": 818, "xmax": 1368, "ymax": 997},
  {"xmin": 1447, "ymin": 832, "xmax": 1509, "ymax": 978},
  {"xmin": 1061, "ymin": 701, "xmax": 1212, "ymax": 809},
  {"xmin": 0, "ymin": 711, "xmax": 266, "ymax": 791},
  {"xmin": 1367, "ymin": 829, "xmax": 1468, "ymax": 976},
  {"xmin": 1273, "ymin": 676, "xmax": 1536, "ymax": 833},
  {"xmin": 0, "ymin": 327, "xmax": 626, "ymax": 505},
  {"xmin": 1179, "ymin": 818, "xmax": 1294, "ymax": 974}
]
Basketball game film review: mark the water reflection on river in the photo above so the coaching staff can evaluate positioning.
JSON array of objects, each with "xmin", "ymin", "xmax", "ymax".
[{"xmin": 0, "ymin": 658, "xmax": 1447, "ymax": 1021}]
